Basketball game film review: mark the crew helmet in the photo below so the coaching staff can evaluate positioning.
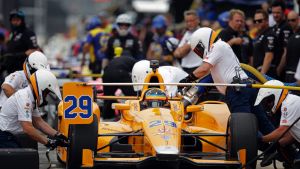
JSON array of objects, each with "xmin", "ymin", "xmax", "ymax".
[
  {"xmin": 23, "ymin": 51, "xmax": 49, "ymax": 80},
  {"xmin": 131, "ymin": 60, "xmax": 152, "ymax": 91},
  {"xmin": 30, "ymin": 69, "xmax": 62, "ymax": 107},
  {"xmin": 86, "ymin": 16, "xmax": 102, "ymax": 31},
  {"xmin": 218, "ymin": 11, "xmax": 230, "ymax": 28},
  {"xmin": 144, "ymin": 88, "xmax": 167, "ymax": 108},
  {"xmin": 152, "ymin": 15, "xmax": 167, "ymax": 29},
  {"xmin": 190, "ymin": 27, "xmax": 218, "ymax": 58},
  {"xmin": 116, "ymin": 13, "xmax": 132, "ymax": 36},
  {"xmin": 254, "ymin": 80, "xmax": 288, "ymax": 113}
]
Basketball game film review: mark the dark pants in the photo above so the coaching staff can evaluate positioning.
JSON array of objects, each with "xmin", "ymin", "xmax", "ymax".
[
  {"xmin": 225, "ymin": 87, "xmax": 275, "ymax": 135},
  {"xmin": 102, "ymin": 70, "xmax": 136, "ymax": 119},
  {"xmin": 285, "ymin": 72, "xmax": 296, "ymax": 83},
  {"xmin": 0, "ymin": 131, "xmax": 20, "ymax": 148},
  {"xmin": 89, "ymin": 60, "xmax": 102, "ymax": 74}
]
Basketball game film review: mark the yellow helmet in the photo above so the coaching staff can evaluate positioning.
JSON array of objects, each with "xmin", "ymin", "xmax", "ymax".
[{"xmin": 144, "ymin": 88, "xmax": 167, "ymax": 108}]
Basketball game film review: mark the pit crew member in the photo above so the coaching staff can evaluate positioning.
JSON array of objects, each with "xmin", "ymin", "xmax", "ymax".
[
  {"xmin": 0, "ymin": 69, "xmax": 68, "ymax": 149},
  {"xmin": 131, "ymin": 60, "xmax": 188, "ymax": 97},
  {"xmin": 255, "ymin": 80, "xmax": 300, "ymax": 167},
  {"xmin": 0, "ymin": 51, "xmax": 48, "ymax": 109},
  {"xmin": 179, "ymin": 27, "xmax": 275, "ymax": 135}
]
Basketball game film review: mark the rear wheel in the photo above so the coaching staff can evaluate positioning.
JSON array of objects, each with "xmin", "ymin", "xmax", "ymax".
[
  {"xmin": 227, "ymin": 113, "xmax": 258, "ymax": 169},
  {"xmin": 66, "ymin": 115, "xmax": 98, "ymax": 169}
]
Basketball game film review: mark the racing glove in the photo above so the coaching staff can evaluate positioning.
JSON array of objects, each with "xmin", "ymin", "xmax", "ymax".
[
  {"xmin": 54, "ymin": 132, "xmax": 69, "ymax": 147},
  {"xmin": 178, "ymin": 73, "xmax": 198, "ymax": 93},
  {"xmin": 45, "ymin": 138, "xmax": 58, "ymax": 150},
  {"xmin": 45, "ymin": 133, "xmax": 69, "ymax": 150},
  {"xmin": 179, "ymin": 73, "xmax": 198, "ymax": 83},
  {"xmin": 55, "ymin": 132, "xmax": 68, "ymax": 142}
]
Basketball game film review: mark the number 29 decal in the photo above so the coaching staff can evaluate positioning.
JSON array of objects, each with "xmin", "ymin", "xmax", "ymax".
[{"xmin": 64, "ymin": 95, "xmax": 92, "ymax": 119}]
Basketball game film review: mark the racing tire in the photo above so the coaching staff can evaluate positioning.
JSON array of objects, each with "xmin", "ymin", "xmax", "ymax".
[
  {"xmin": 66, "ymin": 114, "xmax": 98, "ymax": 169},
  {"xmin": 227, "ymin": 113, "xmax": 258, "ymax": 169}
]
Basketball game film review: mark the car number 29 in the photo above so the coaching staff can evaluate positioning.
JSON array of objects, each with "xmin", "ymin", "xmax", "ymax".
[{"xmin": 64, "ymin": 95, "xmax": 92, "ymax": 119}]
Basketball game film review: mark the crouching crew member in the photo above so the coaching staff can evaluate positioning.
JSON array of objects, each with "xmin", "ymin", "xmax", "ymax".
[
  {"xmin": 255, "ymin": 80, "xmax": 300, "ymax": 167},
  {"xmin": 0, "ymin": 69, "xmax": 68, "ymax": 149}
]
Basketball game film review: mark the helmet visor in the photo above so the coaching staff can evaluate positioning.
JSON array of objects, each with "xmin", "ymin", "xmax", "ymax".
[
  {"xmin": 39, "ymin": 88, "xmax": 61, "ymax": 107},
  {"xmin": 147, "ymin": 100, "xmax": 165, "ymax": 108},
  {"xmin": 117, "ymin": 23, "xmax": 131, "ymax": 27},
  {"xmin": 260, "ymin": 94, "xmax": 275, "ymax": 114}
]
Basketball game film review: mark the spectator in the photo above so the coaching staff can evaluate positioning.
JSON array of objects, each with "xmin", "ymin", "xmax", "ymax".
[
  {"xmin": 271, "ymin": 1, "xmax": 293, "ymax": 79},
  {"xmin": 98, "ymin": 11, "xmax": 112, "ymax": 34},
  {"xmin": 253, "ymin": 9, "xmax": 280, "ymax": 78},
  {"xmin": 173, "ymin": 10, "xmax": 202, "ymax": 74},
  {"xmin": 261, "ymin": 1, "xmax": 276, "ymax": 27},
  {"xmin": 105, "ymin": 13, "xmax": 142, "ymax": 67},
  {"xmin": 218, "ymin": 9, "xmax": 245, "ymax": 62},
  {"xmin": 147, "ymin": 15, "xmax": 174, "ymax": 65},
  {"xmin": 285, "ymin": 11, "xmax": 300, "ymax": 82},
  {"xmin": 81, "ymin": 16, "xmax": 109, "ymax": 76},
  {"xmin": 4, "ymin": 9, "xmax": 40, "ymax": 74}
]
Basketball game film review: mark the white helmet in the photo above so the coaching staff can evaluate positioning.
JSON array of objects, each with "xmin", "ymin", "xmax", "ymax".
[
  {"xmin": 254, "ymin": 80, "xmax": 288, "ymax": 113},
  {"xmin": 131, "ymin": 60, "xmax": 152, "ymax": 91},
  {"xmin": 166, "ymin": 37, "xmax": 179, "ymax": 53},
  {"xmin": 23, "ymin": 51, "xmax": 49, "ymax": 80},
  {"xmin": 190, "ymin": 27, "xmax": 218, "ymax": 58},
  {"xmin": 116, "ymin": 13, "xmax": 132, "ymax": 36},
  {"xmin": 30, "ymin": 69, "xmax": 62, "ymax": 107}
]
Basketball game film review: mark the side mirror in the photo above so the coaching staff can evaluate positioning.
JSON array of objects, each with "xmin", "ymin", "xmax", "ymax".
[
  {"xmin": 186, "ymin": 105, "xmax": 203, "ymax": 113},
  {"xmin": 112, "ymin": 103, "xmax": 130, "ymax": 111}
]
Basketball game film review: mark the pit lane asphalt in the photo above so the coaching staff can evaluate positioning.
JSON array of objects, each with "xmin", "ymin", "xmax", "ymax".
[{"xmin": 38, "ymin": 144, "xmax": 284, "ymax": 169}]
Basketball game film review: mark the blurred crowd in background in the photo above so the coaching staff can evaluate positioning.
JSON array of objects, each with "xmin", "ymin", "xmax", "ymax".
[{"xmin": 0, "ymin": 0, "xmax": 300, "ymax": 84}]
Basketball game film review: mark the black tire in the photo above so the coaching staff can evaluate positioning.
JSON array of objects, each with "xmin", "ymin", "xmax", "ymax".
[
  {"xmin": 227, "ymin": 113, "xmax": 258, "ymax": 169},
  {"xmin": 66, "ymin": 114, "xmax": 98, "ymax": 169}
]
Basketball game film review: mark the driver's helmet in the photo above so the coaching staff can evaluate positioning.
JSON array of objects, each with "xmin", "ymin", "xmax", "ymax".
[{"xmin": 144, "ymin": 88, "xmax": 167, "ymax": 108}]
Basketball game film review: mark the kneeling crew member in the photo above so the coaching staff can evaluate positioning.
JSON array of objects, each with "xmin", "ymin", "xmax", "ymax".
[{"xmin": 0, "ymin": 69, "xmax": 68, "ymax": 149}]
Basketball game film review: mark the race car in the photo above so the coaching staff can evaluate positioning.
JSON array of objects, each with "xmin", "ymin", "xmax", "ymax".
[{"xmin": 56, "ymin": 64, "xmax": 258, "ymax": 169}]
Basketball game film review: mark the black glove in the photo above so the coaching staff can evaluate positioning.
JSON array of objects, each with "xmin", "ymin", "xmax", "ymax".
[
  {"xmin": 178, "ymin": 73, "xmax": 198, "ymax": 93},
  {"xmin": 54, "ymin": 132, "xmax": 69, "ymax": 147},
  {"xmin": 179, "ymin": 73, "xmax": 198, "ymax": 83},
  {"xmin": 45, "ymin": 133, "xmax": 69, "ymax": 150},
  {"xmin": 45, "ymin": 138, "xmax": 58, "ymax": 150},
  {"xmin": 54, "ymin": 132, "xmax": 68, "ymax": 142}
]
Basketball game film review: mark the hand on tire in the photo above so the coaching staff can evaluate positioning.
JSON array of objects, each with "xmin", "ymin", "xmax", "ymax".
[
  {"xmin": 45, "ymin": 133, "xmax": 69, "ymax": 150},
  {"xmin": 54, "ymin": 132, "xmax": 70, "ymax": 147}
]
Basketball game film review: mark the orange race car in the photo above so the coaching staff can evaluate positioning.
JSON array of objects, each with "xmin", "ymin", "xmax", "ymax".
[{"xmin": 56, "ymin": 64, "xmax": 258, "ymax": 169}]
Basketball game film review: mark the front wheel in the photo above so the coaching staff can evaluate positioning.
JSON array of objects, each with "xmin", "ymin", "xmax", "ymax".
[
  {"xmin": 66, "ymin": 115, "xmax": 98, "ymax": 169},
  {"xmin": 227, "ymin": 113, "xmax": 258, "ymax": 169}
]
